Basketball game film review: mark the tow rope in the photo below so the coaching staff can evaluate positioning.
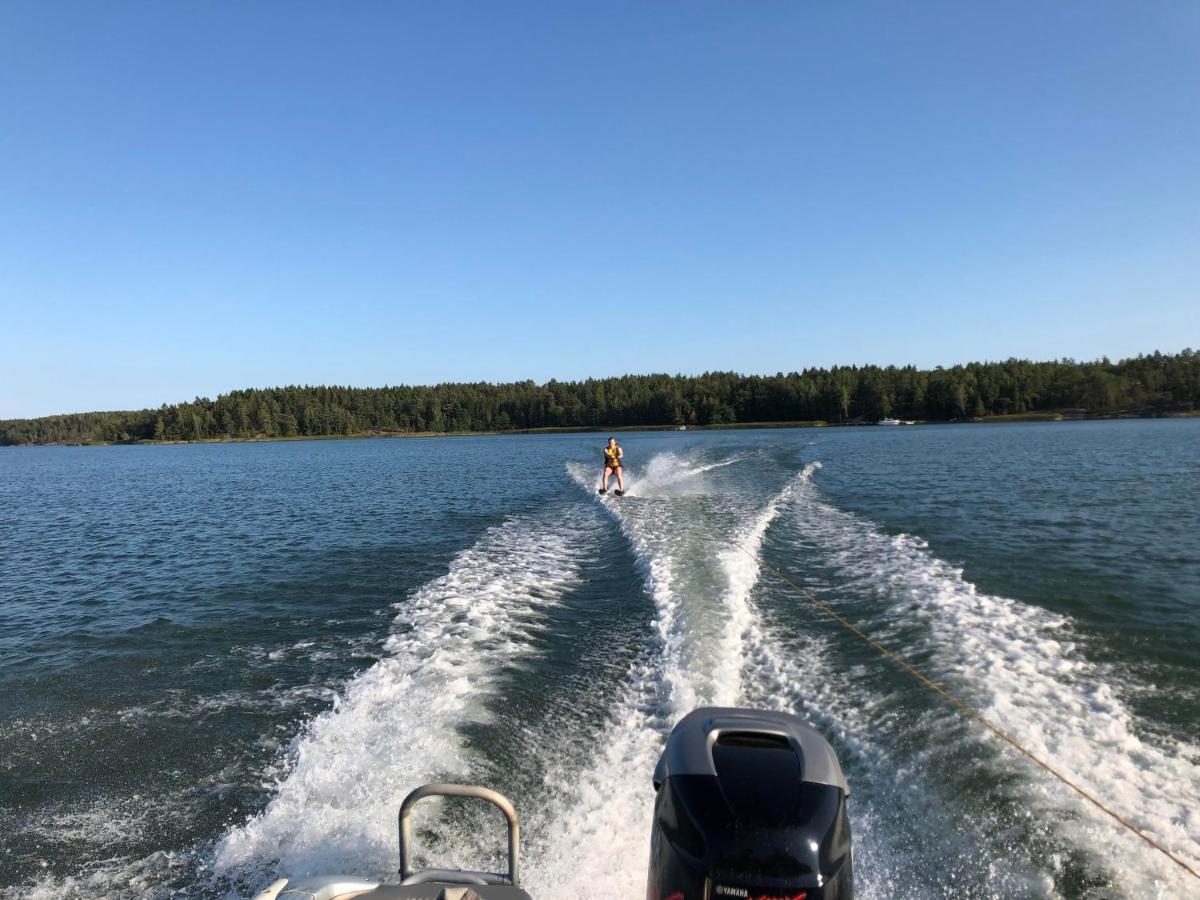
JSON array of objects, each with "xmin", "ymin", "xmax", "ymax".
[{"xmin": 728, "ymin": 540, "xmax": 1200, "ymax": 883}]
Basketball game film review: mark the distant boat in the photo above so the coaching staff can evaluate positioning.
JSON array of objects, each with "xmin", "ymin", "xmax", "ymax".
[
  {"xmin": 878, "ymin": 417, "xmax": 901, "ymax": 425},
  {"xmin": 677, "ymin": 425, "xmax": 687, "ymax": 431}
]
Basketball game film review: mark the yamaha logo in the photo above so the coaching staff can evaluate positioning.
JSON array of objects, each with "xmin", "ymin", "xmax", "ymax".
[{"xmin": 713, "ymin": 888, "xmax": 807, "ymax": 900}]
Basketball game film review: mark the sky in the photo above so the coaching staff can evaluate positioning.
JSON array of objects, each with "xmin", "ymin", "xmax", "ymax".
[{"xmin": 1, "ymin": 2, "xmax": 1197, "ymax": 419}]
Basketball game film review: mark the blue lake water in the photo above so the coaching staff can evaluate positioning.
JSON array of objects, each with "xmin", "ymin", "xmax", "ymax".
[{"xmin": 1, "ymin": 420, "xmax": 1197, "ymax": 898}]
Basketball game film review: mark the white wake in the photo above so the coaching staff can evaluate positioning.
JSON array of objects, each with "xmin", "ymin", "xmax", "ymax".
[
  {"xmin": 213, "ymin": 508, "xmax": 596, "ymax": 883},
  {"xmin": 522, "ymin": 454, "xmax": 800, "ymax": 896},
  {"xmin": 770, "ymin": 470, "xmax": 1200, "ymax": 896}
]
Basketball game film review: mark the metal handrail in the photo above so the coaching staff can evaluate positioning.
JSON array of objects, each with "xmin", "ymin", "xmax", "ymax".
[{"xmin": 398, "ymin": 783, "xmax": 521, "ymax": 886}]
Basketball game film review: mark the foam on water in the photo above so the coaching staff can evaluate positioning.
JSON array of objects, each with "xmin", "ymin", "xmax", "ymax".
[
  {"xmin": 525, "ymin": 454, "xmax": 790, "ymax": 896},
  {"xmin": 732, "ymin": 581, "xmax": 1054, "ymax": 894},
  {"xmin": 551, "ymin": 454, "xmax": 1191, "ymax": 897},
  {"xmin": 6, "ymin": 506, "xmax": 597, "ymax": 899},
  {"xmin": 709, "ymin": 461, "xmax": 821, "ymax": 704},
  {"xmin": 776, "ymin": 469, "xmax": 1200, "ymax": 896},
  {"xmin": 6, "ymin": 852, "xmax": 194, "ymax": 900},
  {"xmin": 620, "ymin": 453, "xmax": 746, "ymax": 498},
  {"xmin": 670, "ymin": 462, "xmax": 1023, "ymax": 895},
  {"xmin": 211, "ymin": 507, "xmax": 596, "ymax": 885},
  {"xmin": 12, "ymin": 446, "xmax": 1195, "ymax": 899}
]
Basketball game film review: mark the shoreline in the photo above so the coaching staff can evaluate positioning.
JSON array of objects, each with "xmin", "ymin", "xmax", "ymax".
[{"xmin": 5, "ymin": 409, "xmax": 1197, "ymax": 448}]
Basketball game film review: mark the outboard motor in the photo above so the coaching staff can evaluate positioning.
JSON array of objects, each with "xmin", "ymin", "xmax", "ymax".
[{"xmin": 646, "ymin": 707, "xmax": 853, "ymax": 900}]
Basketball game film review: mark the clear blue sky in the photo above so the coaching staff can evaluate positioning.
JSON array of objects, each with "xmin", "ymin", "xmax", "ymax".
[{"xmin": 2, "ymin": 2, "xmax": 1197, "ymax": 418}]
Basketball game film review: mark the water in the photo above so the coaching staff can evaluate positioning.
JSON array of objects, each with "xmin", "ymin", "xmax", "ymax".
[{"xmin": 1, "ymin": 421, "xmax": 1197, "ymax": 899}]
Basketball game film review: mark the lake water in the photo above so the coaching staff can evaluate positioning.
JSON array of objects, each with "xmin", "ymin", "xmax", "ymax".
[{"xmin": 1, "ymin": 420, "xmax": 1197, "ymax": 899}]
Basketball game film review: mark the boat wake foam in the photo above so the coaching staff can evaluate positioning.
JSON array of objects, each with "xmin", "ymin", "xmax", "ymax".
[
  {"xmin": 773, "ymin": 471, "xmax": 1200, "ymax": 895},
  {"xmin": 212, "ymin": 506, "xmax": 597, "ymax": 884},
  {"xmin": 23, "ymin": 449, "xmax": 1194, "ymax": 899},
  {"xmin": 524, "ymin": 455, "xmax": 804, "ymax": 896}
]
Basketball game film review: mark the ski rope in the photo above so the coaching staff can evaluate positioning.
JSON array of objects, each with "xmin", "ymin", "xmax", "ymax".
[{"xmin": 727, "ymin": 540, "xmax": 1200, "ymax": 883}]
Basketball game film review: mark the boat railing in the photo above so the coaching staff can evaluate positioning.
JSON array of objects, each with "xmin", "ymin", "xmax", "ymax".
[{"xmin": 398, "ymin": 782, "xmax": 521, "ymax": 886}]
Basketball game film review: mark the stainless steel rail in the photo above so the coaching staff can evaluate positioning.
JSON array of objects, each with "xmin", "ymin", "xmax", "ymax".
[{"xmin": 398, "ymin": 783, "xmax": 521, "ymax": 886}]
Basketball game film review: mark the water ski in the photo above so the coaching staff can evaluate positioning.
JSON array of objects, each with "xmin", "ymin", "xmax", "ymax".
[{"xmin": 597, "ymin": 488, "xmax": 625, "ymax": 497}]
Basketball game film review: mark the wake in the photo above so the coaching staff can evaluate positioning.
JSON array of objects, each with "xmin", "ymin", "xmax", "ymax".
[
  {"xmin": 523, "ymin": 455, "xmax": 812, "ymax": 896},
  {"xmin": 168, "ymin": 450, "xmax": 1197, "ymax": 898},
  {"xmin": 555, "ymin": 451, "xmax": 1200, "ymax": 897},
  {"xmin": 621, "ymin": 452, "xmax": 748, "ymax": 497},
  {"xmin": 212, "ymin": 506, "xmax": 598, "ymax": 885},
  {"xmin": 541, "ymin": 454, "xmax": 1026, "ymax": 897},
  {"xmin": 761, "ymin": 471, "xmax": 1200, "ymax": 896},
  {"xmin": 17, "ymin": 448, "xmax": 1196, "ymax": 900}
]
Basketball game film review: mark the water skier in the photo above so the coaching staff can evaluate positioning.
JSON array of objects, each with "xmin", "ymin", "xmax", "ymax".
[{"xmin": 599, "ymin": 436, "xmax": 625, "ymax": 495}]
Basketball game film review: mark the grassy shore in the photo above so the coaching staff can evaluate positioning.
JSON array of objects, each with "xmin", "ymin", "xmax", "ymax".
[
  {"xmin": 13, "ymin": 409, "xmax": 1197, "ymax": 447},
  {"xmin": 99, "ymin": 421, "xmax": 833, "ymax": 445},
  {"xmin": 974, "ymin": 411, "xmax": 1065, "ymax": 422}
]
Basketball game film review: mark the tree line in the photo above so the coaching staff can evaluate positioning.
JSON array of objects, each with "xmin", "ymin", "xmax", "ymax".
[{"xmin": 2, "ymin": 351, "xmax": 1196, "ymax": 445}]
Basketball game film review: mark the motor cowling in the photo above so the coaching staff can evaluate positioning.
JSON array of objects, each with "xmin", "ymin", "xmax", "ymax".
[{"xmin": 646, "ymin": 708, "xmax": 853, "ymax": 900}]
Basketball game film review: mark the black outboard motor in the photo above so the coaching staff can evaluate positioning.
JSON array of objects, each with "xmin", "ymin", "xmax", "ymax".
[{"xmin": 646, "ymin": 707, "xmax": 853, "ymax": 900}]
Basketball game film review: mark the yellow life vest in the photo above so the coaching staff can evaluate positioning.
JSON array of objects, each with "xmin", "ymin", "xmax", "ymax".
[{"xmin": 604, "ymin": 446, "xmax": 621, "ymax": 468}]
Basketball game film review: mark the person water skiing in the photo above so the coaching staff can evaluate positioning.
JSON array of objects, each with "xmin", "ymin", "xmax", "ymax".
[{"xmin": 599, "ymin": 436, "xmax": 624, "ymax": 496}]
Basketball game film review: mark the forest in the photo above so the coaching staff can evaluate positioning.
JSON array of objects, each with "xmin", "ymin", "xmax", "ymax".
[{"xmin": 2, "ymin": 351, "xmax": 1197, "ymax": 445}]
